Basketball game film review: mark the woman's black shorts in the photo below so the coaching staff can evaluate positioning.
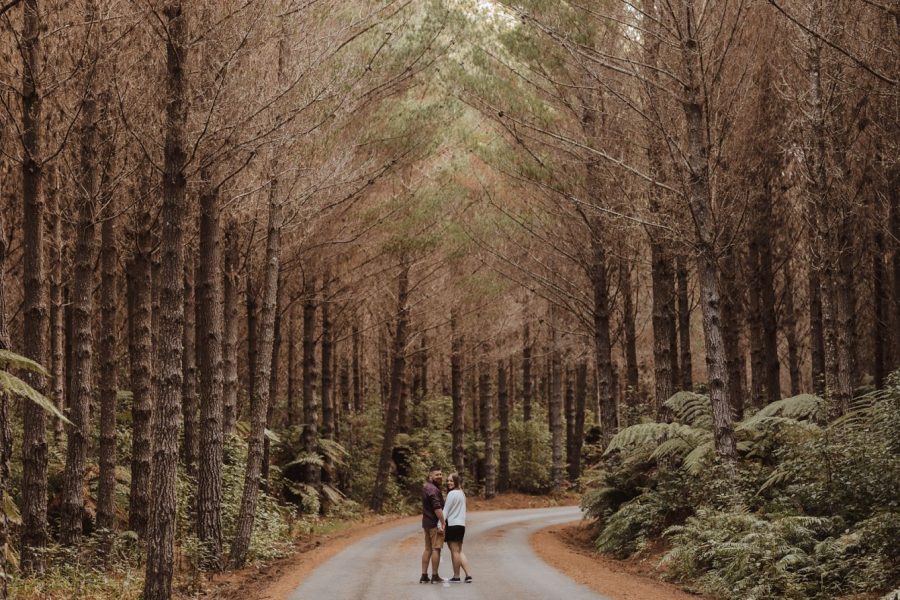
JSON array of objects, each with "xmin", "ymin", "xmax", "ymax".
[{"xmin": 445, "ymin": 525, "xmax": 465, "ymax": 543}]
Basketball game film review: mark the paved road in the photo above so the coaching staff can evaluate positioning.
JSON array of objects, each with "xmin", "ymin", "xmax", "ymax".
[{"xmin": 287, "ymin": 506, "xmax": 610, "ymax": 600}]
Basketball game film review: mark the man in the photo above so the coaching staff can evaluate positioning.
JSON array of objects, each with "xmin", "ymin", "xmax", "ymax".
[{"xmin": 420, "ymin": 466, "xmax": 446, "ymax": 583}]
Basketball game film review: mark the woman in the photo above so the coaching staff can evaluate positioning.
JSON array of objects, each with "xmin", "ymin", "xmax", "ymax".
[{"xmin": 443, "ymin": 472, "xmax": 472, "ymax": 583}]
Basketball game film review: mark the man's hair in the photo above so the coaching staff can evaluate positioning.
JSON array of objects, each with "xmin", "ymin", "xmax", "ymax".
[{"xmin": 429, "ymin": 465, "xmax": 442, "ymax": 473}]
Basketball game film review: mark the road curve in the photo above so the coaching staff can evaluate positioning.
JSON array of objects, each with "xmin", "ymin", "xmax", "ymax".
[{"xmin": 287, "ymin": 506, "xmax": 610, "ymax": 600}]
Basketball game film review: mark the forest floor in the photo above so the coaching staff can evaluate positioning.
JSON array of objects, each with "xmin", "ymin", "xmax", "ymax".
[
  {"xmin": 529, "ymin": 521, "xmax": 704, "ymax": 600},
  {"xmin": 194, "ymin": 492, "xmax": 580, "ymax": 600}
]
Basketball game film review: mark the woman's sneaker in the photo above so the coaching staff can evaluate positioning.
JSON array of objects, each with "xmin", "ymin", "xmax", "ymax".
[
  {"xmin": 464, "ymin": 575, "xmax": 473, "ymax": 583},
  {"xmin": 419, "ymin": 574, "xmax": 429, "ymax": 584},
  {"xmin": 449, "ymin": 577, "xmax": 461, "ymax": 583},
  {"xmin": 431, "ymin": 574, "xmax": 444, "ymax": 584}
]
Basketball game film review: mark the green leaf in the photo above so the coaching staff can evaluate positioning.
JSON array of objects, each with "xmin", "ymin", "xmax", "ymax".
[
  {"xmin": 264, "ymin": 428, "xmax": 281, "ymax": 443},
  {"xmin": 0, "ymin": 349, "xmax": 49, "ymax": 376},
  {"xmin": 2, "ymin": 493, "xmax": 22, "ymax": 526},
  {"xmin": 0, "ymin": 370, "xmax": 73, "ymax": 427}
]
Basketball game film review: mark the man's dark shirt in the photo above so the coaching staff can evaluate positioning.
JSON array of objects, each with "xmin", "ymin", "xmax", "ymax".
[{"xmin": 422, "ymin": 480, "xmax": 444, "ymax": 529}]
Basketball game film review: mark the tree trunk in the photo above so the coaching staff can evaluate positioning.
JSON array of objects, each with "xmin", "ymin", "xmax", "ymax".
[
  {"xmin": 678, "ymin": 1, "xmax": 737, "ymax": 459},
  {"xmin": 245, "ymin": 269, "xmax": 258, "ymax": 425},
  {"xmin": 369, "ymin": 259, "xmax": 410, "ymax": 512},
  {"xmin": 196, "ymin": 176, "xmax": 225, "ymax": 570},
  {"xmin": 0, "ymin": 204, "xmax": 12, "ymax": 597},
  {"xmin": 564, "ymin": 367, "xmax": 576, "ymax": 481},
  {"xmin": 522, "ymin": 323, "xmax": 532, "ymax": 422},
  {"xmin": 782, "ymin": 262, "xmax": 803, "ymax": 396},
  {"xmin": 143, "ymin": 2, "xmax": 189, "ymax": 596},
  {"xmin": 480, "ymin": 348, "xmax": 496, "ymax": 499},
  {"xmin": 550, "ymin": 323, "xmax": 564, "ymax": 490},
  {"xmin": 352, "ymin": 323, "xmax": 362, "ymax": 412},
  {"xmin": 228, "ymin": 185, "xmax": 282, "ymax": 568},
  {"xmin": 321, "ymin": 276, "xmax": 335, "ymax": 445},
  {"xmin": 48, "ymin": 170, "xmax": 65, "ymax": 442},
  {"xmin": 127, "ymin": 195, "xmax": 154, "ymax": 538},
  {"xmin": 182, "ymin": 257, "xmax": 199, "ymax": 476},
  {"xmin": 450, "ymin": 309, "xmax": 464, "ymax": 473},
  {"xmin": 590, "ymin": 223, "xmax": 617, "ymax": 443},
  {"xmin": 676, "ymin": 256, "xmax": 693, "ymax": 391},
  {"xmin": 287, "ymin": 308, "xmax": 298, "ymax": 427},
  {"xmin": 18, "ymin": 0, "xmax": 50, "ymax": 568},
  {"xmin": 222, "ymin": 221, "xmax": 240, "ymax": 438},
  {"xmin": 96, "ymin": 179, "xmax": 119, "ymax": 537},
  {"xmin": 61, "ymin": 0, "xmax": 102, "ymax": 539},
  {"xmin": 301, "ymin": 280, "xmax": 319, "ymax": 485},
  {"xmin": 573, "ymin": 362, "xmax": 586, "ymax": 482},
  {"xmin": 748, "ymin": 236, "xmax": 767, "ymax": 409},
  {"xmin": 872, "ymin": 213, "xmax": 888, "ymax": 388},
  {"xmin": 621, "ymin": 264, "xmax": 639, "ymax": 405},
  {"xmin": 808, "ymin": 268, "xmax": 826, "ymax": 394},
  {"xmin": 261, "ymin": 296, "xmax": 282, "ymax": 491},
  {"xmin": 497, "ymin": 360, "xmax": 509, "ymax": 493}
]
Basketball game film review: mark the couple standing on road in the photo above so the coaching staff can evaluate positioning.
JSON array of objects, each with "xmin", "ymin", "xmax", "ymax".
[{"xmin": 420, "ymin": 466, "xmax": 472, "ymax": 584}]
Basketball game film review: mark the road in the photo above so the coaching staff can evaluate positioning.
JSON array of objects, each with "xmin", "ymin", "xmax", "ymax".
[{"xmin": 286, "ymin": 506, "xmax": 611, "ymax": 600}]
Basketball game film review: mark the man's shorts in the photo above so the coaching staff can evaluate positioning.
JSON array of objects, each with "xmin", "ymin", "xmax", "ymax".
[{"xmin": 424, "ymin": 527, "xmax": 444, "ymax": 551}]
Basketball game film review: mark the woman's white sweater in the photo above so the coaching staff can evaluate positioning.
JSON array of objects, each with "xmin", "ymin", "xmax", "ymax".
[{"xmin": 443, "ymin": 489, "xmax": 467, "ymax": 527}]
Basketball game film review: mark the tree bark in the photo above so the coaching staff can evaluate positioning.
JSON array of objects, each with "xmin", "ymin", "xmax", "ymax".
[
  {"xmin": 497, "ymin": 360, "xmax": 509, "ymax": 493},
  {"xmin": 480, "ymin": 348, "xmax": 496, "ymax": 499},
  {"xmin": 351, "ymin": 323, "xmax": 362, "ymax": 412},
  {"xmin": 143, "ymin": 2, "xmax": 189, "ymax": 596},
  {"xmin": 228, "ymin": 184, "xmax": 282, "ymax": 568},
  {"xmin": 19, "ymin": 0, "xmax": 50, "ymax": 569},
  {"xmin": 245, "ymin": 268, "xmax": 258, "ymax": 426},
  {"xmin": 573, "ymin": 362, "xmax": 586, "ymax": 482},
  {"xmin": 564, "ymin": 367, "xmax": 576, "ymax": 481},
  {"xmin": 550, "ymin": 323, "xmax": 564, "ymax": 490},
  {"xmin": 127, "ymin": 191, "xmax": 154, "ymax": 538},
  {"xmin": 522, "ymin": 322, "xmax": 532, "ymax": 422},
  {"xmin": 369, "ymin": 259, "xmax": 410, "ymax": 512},
  {"xmin": 0, "ymin": 202, "xmax": 12, "ymax": 597},
  {"xmin": 450, "ymin": 309, "xmax": 464, "ymax": 473},
  {"xmin": 261, "ymin": 296, "xmax": 281, "ymax": 491},
  {"xmin": 96, "ymin": 175, "xmax": 119, "ymax": 537},
  {"xmin": 621, "ymin": 264, "xmax": 639, "ymax": 405},
  {"xmin": 321, "ymin": 276, "xmax": 335, "ymax": 445},
  {"xmin": 48, "ymin": 170, "xmax": 65, "ymax": 442},
  {"xmin": 182, "ymin": 257, "xmax": 199, "ymax": 476},
  {"xmin": 196, "ymin": 175, "xmax": 225, "ymax": 570},
  {"xmin": 61, "ymin": 0, "xmax": 102, "ymax": 541},
  {"xmin": 676, "ymin": 256, "xmax": 693, "ymax": 391},
  {"xmin": 808, "ymin": 267, "xmax": 826, "ymax": 394},
  {"xmin": 287, "ymin": 308, "xmax": 298, "ymax": 427},
  {"xmin": 301, "ymin": 280, "xmax": 320, "ymax": 485},
  {"xmin": 678, "ymin": 0, "xmax": 737, "ymax": 459},
  {"xmin": 782, "ymin": 262, "xmax": 803, "ymax": 396},
  {"xmin": 222, "ymin": 221, "xmax": 240, "ymax": 438}
]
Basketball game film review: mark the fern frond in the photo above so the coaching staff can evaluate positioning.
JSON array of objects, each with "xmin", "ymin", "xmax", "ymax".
[
  {"xmin": 682, "ymin": 441, "xmax": 714, "ymax": 475},
  {"xmin": 0, "ymin": 370, "xmax": 72, "ymax": 426},
  {"xmin": 665, "ymin": 391, "xmax": 712, "ymax": 427},
  {"xmin": 741, "ymin": 394, "xmax": 826, "ymax": 428},
  {"xmin": 606, "ymin": 422, "xmax": 707, "ymax": 455},
  {"xmin": 284, "ymin": 452, "xmax": 324, "ymax": 468},
  {"xmin": 0, "ymin": 349, "xmax": 49, "ymax": 376}
]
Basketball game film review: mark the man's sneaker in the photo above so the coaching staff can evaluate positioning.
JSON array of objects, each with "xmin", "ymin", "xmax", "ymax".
[
  {"xmin": 464, "ymin": 575, "xmax": 473, "ymax": 583},
  {"xmin": 419, "ymin": 574, "xmax": 429, "ymax": 584},
  {"xmin": 431, "ymin": 574, "xmax": 444, "ymax": 584},
  {"xmin": 449, "ymin": 577, "xmax": 462, "ymax": 583}
]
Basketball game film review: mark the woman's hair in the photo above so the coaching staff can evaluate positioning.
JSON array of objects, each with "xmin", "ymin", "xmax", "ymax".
[{"xmin": 448, "ymin": 472, "xmax": 463, "ymax": 491}]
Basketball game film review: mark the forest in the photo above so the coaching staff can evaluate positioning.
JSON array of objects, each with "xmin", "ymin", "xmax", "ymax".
[{"xmin": 0, "ymin": 0, "xmax": 897, "ymax": 599}]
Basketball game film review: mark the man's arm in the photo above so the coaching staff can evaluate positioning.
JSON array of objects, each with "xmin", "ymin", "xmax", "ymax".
[{"xmin": 435, "ymin": 507, "xmax": 446, "ymax": 530}]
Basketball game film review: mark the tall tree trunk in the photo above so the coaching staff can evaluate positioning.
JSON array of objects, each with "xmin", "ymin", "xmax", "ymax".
[
  {"xmin": 721, "ymin": 249, "xmax": 746, "ymax": 421},
  {"xmin": 480, "ymin": 347, "xmax": 495, "ymax": 499},
  {"xmin": 351, "ymin": 323, "xmax": 362, "ymax": 412},
  {"xmin": 497, "ymin": 360, "xmax": 509, "ymax": 493},
  {"xmin": 369, "ymin": 259, "xmax": 410, "ymax": 512},
  {"xmin": 222, "ymin": 221, "xmax": 240, "ymax": 438},
  {"xmin": 872, "ymin": 214, "xmax": 888, "ymax": 388},
  {"xmin": 228, "ymin": 185, "xmax": 282, "ymax": 568},
  {"xmin": 20, "ymin": 0, "xmax": 50, "ymax": 570},
  {"xmin": 808, "ymin": 268, "xmax": 826, "ymax": 394},
  {"xmin": 287, "ymin": 309, "xmax": 298, "ymax": 427},
  {"xmin": 96, "ymin": 177, "xmax": 119, "ymax": 536},
  {"xmin": 61, "ymin": 0, "xmax": 102, "ymax": 539},
  {"xmin": 522, "ymin": 323, "xmax": 532, "ymax": 422},
  {"xmin": 301, "ymin": 280, "xmax": 319, "ymax": 485},
  {"xmin": 748, "ymin": 237, "xmax": 767, "ymax": 408},
  {"xmin": 676, "ymin": 256, "xmax": 693, "ymax": 391},
  {"xmin": 890, "ymin": 186, "xmax": 900, "ymax": 371},
  {"xmin": 782, "ymin": 262, "xmax": 803, "ymax": 396},
  {"xmin": 679, "ymin": 1, "xmax": 737, "ymax": 459},
  {"xmin": 549, "ymin": 333, "xmax": 563, "ymax": 490},
  {"xmin": 196, "ymin": 176, "xmax": 225, "ymax": 570},
  {"xmin": 590, "ymin": 223, "xmax": 617, "ymax": 442},
  {"xmin": 573, "ymin": 362, "xmax": 586, "ymax": 482},
  {"xmin": 759, "ymin": 197, "xmax": 781, "ymax": 403},
  {"xmin": 143, "ymin": 2, "xmax": 189, "ymax": 596},
  {"xmin": 564, "ymin": 367, "xmax": 576, "ymax": 481},
  {"xmin": 261, "ymin": 295, "xmax": 281, "ymax": 491},
  {"xmin": 245, "ymin": 269, "xmax": 258, "ymax": 425},
  {"xmin": 182, "ymin": 258, "xmax": 199, "ymax": 476},
  {"xmin": 48, "ymin": 170, "xmax": 65, "ymax": 442},
  {"xmin": 127, "ymin": 196, "xmax": 154, "ymax": 538},
  {"xmin": 321, "ymin": 276, "xmax": 335, "ymax": 446},
  {"xmin": 621, "ymin": 264, "xmax": 639, "ymax": 405},
  {"xmin": 0, "ymin": 204, "xmax": 12, "ymax": 597},
  {"xmin": 450, "ymin": 309, "xmax": 464, "ymax": 473}
]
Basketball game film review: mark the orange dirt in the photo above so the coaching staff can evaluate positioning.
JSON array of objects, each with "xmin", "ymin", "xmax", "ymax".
[{"xmin": 529, "ymin": 521, "xmax": 705, "ymax": 600}]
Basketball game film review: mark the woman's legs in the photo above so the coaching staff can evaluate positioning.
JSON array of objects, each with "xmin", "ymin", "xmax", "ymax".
[
  {"xmin": 458, "ymin": 541, "xmax": 470, "ymax": 577},
  {"xmin": 448, "ymin": 541, "xmax": 462, "ymax": 577}
]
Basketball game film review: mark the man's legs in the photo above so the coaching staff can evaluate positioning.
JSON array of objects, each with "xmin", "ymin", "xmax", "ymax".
[
  {"xmin": 422, "ymin": 529, "xmax": 433, "ymax": 576},
  {"xmin": 431, "ymin": 547, "xmax": 441, "ymax": 577}
]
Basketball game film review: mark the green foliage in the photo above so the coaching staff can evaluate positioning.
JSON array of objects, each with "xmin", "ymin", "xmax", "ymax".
[
  {"xmin": 581, "ymin": 371, "xmax": 900, "ymax": 599},
  {"xmin": 508, "ymin": 412, "xmax": 552, "ymax": 493},
  {"xmin": 0, "ymin": 349, "xmax": 71, "ymax": 426}
]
